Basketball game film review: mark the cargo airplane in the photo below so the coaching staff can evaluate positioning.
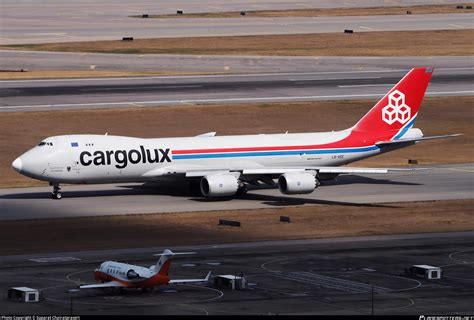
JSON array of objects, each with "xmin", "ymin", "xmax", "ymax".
[
  {"xmin": 12, "ymin": 68, "xmax": 459, "ymax": 199},
  {"xmin": 80, "ymin": 249, "xmax": 211, "ymax": 290}
]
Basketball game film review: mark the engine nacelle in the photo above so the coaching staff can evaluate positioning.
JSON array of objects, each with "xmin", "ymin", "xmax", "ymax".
[
  {"xmin": 278, "ymin": 172, "xmax": 318, "ymax": 195},
  {"xmin": 127, "ymin": 269, "xmax": 139, "ymax": 279},
  {"xmin": 200, "ymin": 174, "xmax": 239, "ymax": 197}
]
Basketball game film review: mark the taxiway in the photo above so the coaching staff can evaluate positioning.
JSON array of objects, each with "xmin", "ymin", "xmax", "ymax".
[
  {"xmin": 0, "ymin": 232, "xmax": 472, "ymax": 315},
  {"xmin": 0, "ymin": 163, "xmax": 472, "ymax": 221}
]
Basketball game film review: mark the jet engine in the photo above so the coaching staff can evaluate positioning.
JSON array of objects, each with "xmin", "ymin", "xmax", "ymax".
[
  {"xmin": 126, "ymin": 269, "xmax": 140, "ymax": 279},
  {"xmin": 200, "ymin": 174, "xmax": 239, "ymax": 197},
  {"xmin": 278, "ymin": 172, "xmax": 318, "ymax": 195}
]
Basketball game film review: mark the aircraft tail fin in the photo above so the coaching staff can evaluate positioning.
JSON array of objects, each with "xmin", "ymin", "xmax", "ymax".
[
  {"xmin": 351, "ymin": 67, "xmax": 433, "ymax": 140},
  {"xmin": 153, "ymin": 249, "xmax": 196, "ymax": 276}
]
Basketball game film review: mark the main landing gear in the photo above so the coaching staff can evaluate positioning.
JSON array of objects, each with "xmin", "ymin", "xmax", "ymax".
[
  {"xmin": 236, "ymin": 184, "xmax": 248, "ymax": 196},
  {"xmin": 50, "ymin": 183, "xmax": 62, "ymax": 200}
]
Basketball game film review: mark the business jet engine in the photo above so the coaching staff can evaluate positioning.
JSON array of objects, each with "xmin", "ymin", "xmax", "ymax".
[{"xmin": 126, "ymin": 269, "xmax": 140, "ymax": 279}]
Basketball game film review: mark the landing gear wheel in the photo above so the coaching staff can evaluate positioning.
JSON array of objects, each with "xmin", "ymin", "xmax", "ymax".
[
  {"xmin": 51, "ymin": 192, "xmax": 62, "ymax": 200},
  {"xmin": 51, "ymin": 183, "xmax": 62, "ymax": 200},
  {"xmin": 237, "ymin": 185, "xmax": 248, "ymax": 196}
]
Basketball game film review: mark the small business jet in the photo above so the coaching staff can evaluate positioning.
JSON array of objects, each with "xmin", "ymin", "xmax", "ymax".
[
  {"xmin": 12, "ymin": 67, "xmax": 459, "ymax": 199},
  {"xmin": 80, "ymin": 249, "xmax": 211, "ymax": 290}
]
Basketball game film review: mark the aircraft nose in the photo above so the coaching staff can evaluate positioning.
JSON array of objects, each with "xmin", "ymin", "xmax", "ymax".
[{"xmin": 11, "ymin": 157, "xmax": 22, "ymax": 173}]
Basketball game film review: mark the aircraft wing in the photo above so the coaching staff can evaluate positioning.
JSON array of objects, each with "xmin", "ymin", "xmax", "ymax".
[
  {"xmin": 143, "ymin": 134, "xmax": 460, "ymax": 179},
  {"xmin": 143, "ymin": 164, "xmax": 422, "ymax": 179},
  {"xmin": 79, "ymin": 281, "xmax": 126, "ymax": 289},
  {"xmin": 241, "ymin": 167, "xmax": 394, "ymax": 175},
  {"xmin": 169, "ymin": 271, "xmax": 211, "ymax": 285}
]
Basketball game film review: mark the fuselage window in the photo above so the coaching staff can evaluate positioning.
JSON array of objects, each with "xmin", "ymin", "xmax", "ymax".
[{"xmin": 38, "ymin": 142, "xmax": 46, "ymax": 146}]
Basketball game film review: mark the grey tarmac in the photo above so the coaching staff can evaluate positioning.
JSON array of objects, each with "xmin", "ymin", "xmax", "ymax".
[
  {"xmin": 1, "ymin": 51, "xmax": 473, "ymax": 73},
  {"xmin": 1, "ymin": 2, "xmax": 472, "ymax": 45},
  {"xmin": 0, "ymin": 231, "xmax": 472, "ymax": 315},
  {"xmin": 1, "ymin": 65, "xmax": 473, "ymax": 112},
  {"xmin": 0, "ymin": 163, "xmax": 472, "ymax": 221}
]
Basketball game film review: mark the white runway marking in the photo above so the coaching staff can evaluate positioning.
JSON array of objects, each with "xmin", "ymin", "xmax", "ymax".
[
  {"xmin": 23, "ymin": 33, "xmax": 68, "ymax": 36},
  {"xmin": 0, "ymin": 67, "xmax": 471, "ymax": 84},
  {"xmin": 290, "ymin": 76, "xmax": 381, "ymax": 81},
  {"xmin": 338, "ymin": 83, "xmax": 394, "ymax": 88},
  {"xmin": 30, "ymin": 256, "xmax": 81, "ymax": 263},
  {"xmin": 79, "ymin": 85, "xmax": 203, "ymax": 91},
  {"xmin": 1, "ymin": 90, "xmax": 473, "ymax": 110}
]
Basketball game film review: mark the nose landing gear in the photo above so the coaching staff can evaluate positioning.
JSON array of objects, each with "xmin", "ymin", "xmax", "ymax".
[{"xmin": 50, "ymin": 183, "xmax": 62, "ymax": 200}]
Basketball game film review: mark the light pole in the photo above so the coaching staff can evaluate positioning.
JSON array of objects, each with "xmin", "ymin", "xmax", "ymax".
[{"xmin": 67, "ymin": 288, "xmax": 81, "ymax": 315}]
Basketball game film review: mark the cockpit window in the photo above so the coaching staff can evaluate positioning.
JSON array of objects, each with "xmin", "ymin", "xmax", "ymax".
[{"xmin": 38, "ymin": 141, "xmax": 53, "ymax": 146}]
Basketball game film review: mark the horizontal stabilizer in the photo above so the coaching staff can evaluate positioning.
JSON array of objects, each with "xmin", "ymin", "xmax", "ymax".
[
  {"xmin": 153, "ymin": 251, "xmax": 196, "ymax": 257},
  {"xmin": 80, "ymin": 281, "xmax": 125, "ymax": 289},
  {"xmin": 376, "ymin": 134, "xmax": 462, "ymax": 147}
]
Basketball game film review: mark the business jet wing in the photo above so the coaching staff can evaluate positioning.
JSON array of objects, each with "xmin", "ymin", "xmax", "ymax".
[
  {"xmin": 169, "ymin": 271, "xmax": 211, "ymax": 285},
  {"xmin": 80, "ymin": 281, "xmax": 126, "ymax": 289}
]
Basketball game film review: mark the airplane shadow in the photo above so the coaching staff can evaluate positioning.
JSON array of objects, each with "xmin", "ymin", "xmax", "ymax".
[
  {"xmin": 192, "ymin": 192, "xmax": 396, "ymax": 208},
  {"xmin": 1, "ymin": 175, "xmax": 417, "ymax": 205},
  {"xmin": 320, "ymin": 175, "xmax": 420, "ymax": 186},
  {"xmin": 0, "ymin": 182, "xmax": 191, "ymax": 200}
]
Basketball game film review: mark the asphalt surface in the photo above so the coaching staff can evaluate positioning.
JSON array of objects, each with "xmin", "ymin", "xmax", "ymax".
[
  {"xmin": 1, "ymin": 0, "xmax": 472, "ymax": 45},
  {"xmin": 1, "ymin": 232, "xmax": 472, "ymax": 314},
  {"xmin": 1, "ymin": 66, "xmax": 473, "ymax": 112},
  {"xmin": 0, "ymin": 163, "xmax": 472, "ymax": 221},
  {"xmin": 2, "ymin": 51, "xmax": 474, "ymax": 74}
]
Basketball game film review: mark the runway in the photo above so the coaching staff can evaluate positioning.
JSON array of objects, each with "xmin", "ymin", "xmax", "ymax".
[
  {"xmin": 1, "ymin": 0, "xmax": 472, "ymax": 45},
  {"xmin": 1, "ymin": 67, "xmax": 473, "ymax": 112},
  {"xmin": 0, "ymin": 232, "xmax": 473, "ymax": 314},
  {"xmin": 0, "ymin": 163, "xmax": 472, "ymax": 221}
]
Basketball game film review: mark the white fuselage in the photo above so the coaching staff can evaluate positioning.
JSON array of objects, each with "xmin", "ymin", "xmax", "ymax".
[{"xmin": 14, "ymin": 129, "xmax": 384, "ymax": 184}]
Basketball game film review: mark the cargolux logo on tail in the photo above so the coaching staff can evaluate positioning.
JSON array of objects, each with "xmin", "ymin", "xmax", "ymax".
[{"xmin": 382, "ymin": 90, "xmax": 411, "ymax": 125}]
